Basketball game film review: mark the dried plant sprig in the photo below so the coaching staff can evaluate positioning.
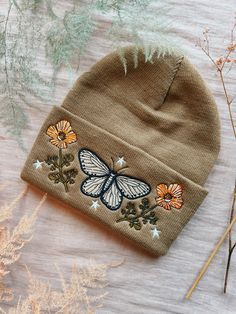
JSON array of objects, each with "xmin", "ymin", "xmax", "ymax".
[
  {"xmin": 186, "ymin": 215, "xmax": 236, "ymax": 299},
  {"xmin": 188, "ymin": 15, "xmax": 236, "ymax": 297},
  {"xmin": 0, "ymin": 187, "xmax": 28, "ymax": 223},
  {"xmin": 196, "ymin": 17, "xmax": 236, "ymax": 138},
  {"xmin": 0, "ymin": 0, "xmax": 53, "ymax": 148},
  {"xmin": 0, "ymin": 189, "xmax": 123, "ymax": 312},
  {"xmin": 1, "ymin": 259, "xmax": 121, "ymax": 314},
  {"xmin": 0, "ymin": 192, "xmax": 46, "ymax": 302},
  {"xmin": 0, "ymin": 0, "xmax": 178, "ymax": 147}
]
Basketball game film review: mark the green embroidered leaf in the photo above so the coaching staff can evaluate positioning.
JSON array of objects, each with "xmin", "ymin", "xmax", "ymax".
[
  {"xmin": 116, "ymin": 198, "xmax": 159, "ymax": 231},
  {"xmin": 45, "ymin": 149, "xmax": 78, "ymax": 192},
  {"xmin": 64, "ymin": 168, "xmax": 78, "ymax": 184},
  {"xmin": 48, "ymin": 172, "xmax": 61, "ymax": 183},
  {"xmin": 62, "ymin": 154, "xmax": 74, "ymax": 167},
  {"xmin": 45, "ymin": 155, "xmax": 59, "ymax": 170},
  {"xmin": 129, "ymin": 219, "xmax": 142, "ymax": 230}
]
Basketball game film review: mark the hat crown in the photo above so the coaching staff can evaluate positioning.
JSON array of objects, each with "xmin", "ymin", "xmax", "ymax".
[{"xmin": 62, "ymin": 47, "xmax": 220, "ymax": 186}]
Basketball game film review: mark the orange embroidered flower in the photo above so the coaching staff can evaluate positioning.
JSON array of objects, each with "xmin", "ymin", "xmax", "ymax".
[
  {"xmin": 46, "ymin": 120, "xmax": 77, "ymax": 149},
  {"xmin": 156, "ymin": 183, "xmax": 183, "ymax": 210}
]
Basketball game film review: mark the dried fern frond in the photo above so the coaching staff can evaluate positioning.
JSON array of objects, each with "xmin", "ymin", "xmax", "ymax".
[
  {"xmin": 45, "ymin": 6, "xmax": 95, "ymax": 70},
  {"xmin": 95, "ymin": 0, "xmax": 150, "ymax": 12},
  {"xmin": 6, "ymin": 261, "xmax": 113, "ymax": 314},
  {"xmin": 0, "ymin": 187, "xmax": 122, "ymax": 312},
  {"xmin": 0, "ymin": 1, "xmax": 52, "ymax": 148},
  {"xmin": 0, "ymin": 187, "xmax": 28, "ymax": 223},
  {"xmin": 107, "ymin": 1, "xmax": 180, "ymax": 73},
  {"xmin": 0, "ymin": 0, "xmax": 178, "ymax": 147},
  {"xmin": 0, "ymin": 193, "xmax": 46, "ymax": 302}
]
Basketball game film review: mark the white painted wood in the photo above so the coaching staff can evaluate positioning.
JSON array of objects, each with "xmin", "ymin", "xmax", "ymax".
[{"xmin": 0, "ymin": 0, "xmax": 236, "ymax": 313}]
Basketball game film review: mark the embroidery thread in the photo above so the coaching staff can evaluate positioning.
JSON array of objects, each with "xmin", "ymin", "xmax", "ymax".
[
  {"xmin": 44, "ymin": 120, "xmax": 78, "ymax": 192},
  {"xmin": 155, "ymin": 183, "xmax": 184, "ymax": 210},
  {"xmin": 150, "ymin": 227, "xmax": 161, "ymax": 239},
  {"xmin": 90, "ymin": 200, "xmax": 100, "ymax": 210},
  {"xmin": 116, "ymin": 198, "xmax": 158, "ymax": 230},
  {"xmin": 78, "ymin": 149, "xmax": 151, "ymax": 211},
  {"xmin": 33, "ymin": 160, "xmax": 44, "ymax": 170},
  {"xmin": 116, "ymin": 156, "xmax": 126, "ymax": 167},
  {"xmin": 47, "ymin": 120, "xmax": 77, "ymax": 148}
]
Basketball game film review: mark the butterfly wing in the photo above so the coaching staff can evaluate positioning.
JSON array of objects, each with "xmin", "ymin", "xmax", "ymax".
[
  {"xmin": 101, "ymin": 181, "xmax": 123, "ymax": 210},
  {"xmin": 78, "ymin": 149, "xmax": 110, "ymax": 176},
  {"xmin": 116, "ymin": 175, "xmax": 151, "ymax": 199},
  {"xmin": 78, "ymin": 148, "xmax": 150, "ymax": 209},
  {"xmin": 81, "ymin": 176, "xmax": 107, "ymax": 198}
]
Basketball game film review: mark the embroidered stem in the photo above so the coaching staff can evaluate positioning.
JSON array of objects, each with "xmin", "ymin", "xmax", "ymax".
[
  {"xmin": 44, "ymin": 120, "xmax": 78, "ymax": 192},
  {"xmin": 45, "ymin": 149, "xmax": 78, "ymax": 192},
  {"xmin": 116, "ymin": 204, "xmax": 157, "ymax": 223},
  {"xmin": 116, "ymin": 198, "xmax": 159, "ymax": 230},
  {"xmin": 58, "ymin": 148, "xmax": 68, "ymax": 192}
]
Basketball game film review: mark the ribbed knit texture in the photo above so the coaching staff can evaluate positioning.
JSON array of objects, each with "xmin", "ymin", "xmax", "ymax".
[{"xmin": 21, "ymin": 47, "xmax": 220, "ymax": 256}]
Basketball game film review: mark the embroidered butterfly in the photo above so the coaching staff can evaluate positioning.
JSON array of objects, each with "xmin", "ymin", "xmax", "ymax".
[{"xmin": 78, "ymin": 149, "xmax": 151, "ymax": 211}]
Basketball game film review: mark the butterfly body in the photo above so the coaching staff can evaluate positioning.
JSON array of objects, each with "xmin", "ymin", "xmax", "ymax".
[
  {"xmin": 103, "ymin": 172, "xmax": 116, "ymax": 192},
  {"xmin": 78, "ymin": 149, "xmax": 151, "ymax": 210}
]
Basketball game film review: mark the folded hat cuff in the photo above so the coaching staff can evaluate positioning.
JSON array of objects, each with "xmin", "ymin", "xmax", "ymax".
[{"xmin": 21, "ymin": 106, "xmax": 208, "ymax": 256}]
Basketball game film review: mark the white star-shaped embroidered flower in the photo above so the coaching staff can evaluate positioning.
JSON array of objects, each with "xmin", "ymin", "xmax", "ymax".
[
  {"xmin": 33, "ymin": 160, "xmax": 44, "ymax": 170},
  {"xmin": 151, "ymin": 227, "xmax": 161, "ymax": 239},
  {"xmin": 116, "ymin": 156, "xmax": 126, "ymax": 167},
  {"xmin": 90, "ymin": 200, "xmax": 100, "ymax": 210}
]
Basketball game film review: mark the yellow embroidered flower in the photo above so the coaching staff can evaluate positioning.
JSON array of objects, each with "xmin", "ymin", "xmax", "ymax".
[
  {"xmin": 156, "ymin": 183, "xmax": 183, "ymax": 210},
  {"xmin": 46, "ymin": 120, "xmax": 77, "ymax": 149}
]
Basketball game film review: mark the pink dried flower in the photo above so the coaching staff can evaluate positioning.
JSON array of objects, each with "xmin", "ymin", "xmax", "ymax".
[
  {"xmin": 227, "ymin": 43, "xmax": 236, "ymax": 51},
  {"xmin": 215, "ymin": 56, "xmax": 224, "ymax": 66}
]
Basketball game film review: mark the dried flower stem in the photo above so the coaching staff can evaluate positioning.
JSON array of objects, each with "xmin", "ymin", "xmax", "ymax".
[
  {"xmin": 188, "ymin": 17, "xmax": 236, "ymax": 297},
  {"xmin": 197, "ymin": 27, "xmax": 236, "ymax": 138},
  {"xmin": 224, "ymin": 184, "xmax": 236, "ymax": 293},
  {"xmin": 0, "ymin": 192, "xmax": 46, "ymax": 302},
  {"xmin": 186, "ymin": 215, "xmax": 236, "ymax": 299}
]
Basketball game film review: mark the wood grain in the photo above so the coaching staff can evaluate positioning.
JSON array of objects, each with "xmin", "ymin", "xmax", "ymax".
[{"xmin": 0, "ymin": 0, "xmax": 236, "ymax": 313}]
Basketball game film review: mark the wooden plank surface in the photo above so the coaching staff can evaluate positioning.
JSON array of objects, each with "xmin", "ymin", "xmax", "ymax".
[{"xmin": 0, "ymin": 0, "xmax": 236, "ymax": 313}]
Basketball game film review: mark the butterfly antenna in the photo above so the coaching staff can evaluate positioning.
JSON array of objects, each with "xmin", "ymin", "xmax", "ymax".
[
  {"xmin": 110, "ymin": 157, "xmax": 114, "ymax": 171},
  {"xmin": 118, "ymin": 166, "xmax": 129, "ymax": 174}
]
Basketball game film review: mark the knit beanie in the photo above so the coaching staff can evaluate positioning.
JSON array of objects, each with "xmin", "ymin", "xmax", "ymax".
[{"xmin": 21, "ymin": 46, "xmax": 220, "ymax": 256}]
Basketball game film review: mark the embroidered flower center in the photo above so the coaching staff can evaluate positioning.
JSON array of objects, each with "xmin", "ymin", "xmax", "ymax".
[
  {"xmin": 58, "ymin": 131, "xmax": 66, "ymax": 141},
  {"xmin": 164, "ymin": 193, "xmax": 172, "ymax": 202},
  {"xmin": 156, "ymin": 183, "xmax": 184, "ymax": 210}
]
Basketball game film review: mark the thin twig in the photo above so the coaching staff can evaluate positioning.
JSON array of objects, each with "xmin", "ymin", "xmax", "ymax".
[
  {"xmin": 218, "ymin": 70, "xmax": 236, "ymax": 138},
  {"xmin": 224, "ymin": 184, "xmax": 236, "ymax": 293},
  {"xmin": 197, "ymin": 31, "xmax": 236, "ymax": 138},
  {"xmin": 186, "ymin": 215, "xmax": 236, "ymax": 299}
]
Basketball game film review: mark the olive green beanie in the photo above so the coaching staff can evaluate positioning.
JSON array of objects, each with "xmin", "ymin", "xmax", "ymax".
[{"xmin": 21, "ymin": 47, "xmax": 220, "ymax": 256}]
